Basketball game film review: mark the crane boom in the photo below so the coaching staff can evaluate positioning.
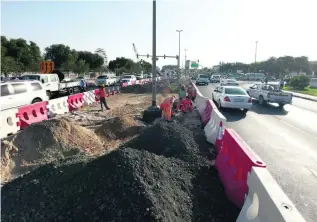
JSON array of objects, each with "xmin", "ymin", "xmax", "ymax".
[{"xmin": 132, "ymin": 43, "xmax": 143, "ymax": 74}]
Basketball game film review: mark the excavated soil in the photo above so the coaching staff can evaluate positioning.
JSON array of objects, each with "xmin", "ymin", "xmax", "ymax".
[
  {"xmin": 95, "ymin": 116, "xmax": 141, "ymax": 140},
  {"xmin": 1, "ymin": 120, "xmax": 240, "ymax": 222},
  {"xmin": 1, "ymin": 118, "xmax": 104, "ymax": 181}
]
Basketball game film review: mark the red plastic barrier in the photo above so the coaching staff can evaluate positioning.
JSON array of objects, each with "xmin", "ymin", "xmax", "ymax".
[
  {"xmin": 202, "ymin": 100, "xmax": 212, "ymax": 126},
  {"xmin": 68, "ymin": 93, "xmax": 84, "ymax": 112},
  {"xmin": 121, "ymin": 83, "xmax": 128, "ymax": 87},
  {"xmin": 94, "ymin": 89, "xmax": 100, "ymax": 101},
  {"xmin": 131, "ymin": 80, "xmax": 136, "ymax": 85},
  {"xmin": 17, "ymin": 101, "xmax": 48, "ymax": 129},
  {"xmin": 215, "ymin": 128, "xmax": 266, "ymax": 207}
]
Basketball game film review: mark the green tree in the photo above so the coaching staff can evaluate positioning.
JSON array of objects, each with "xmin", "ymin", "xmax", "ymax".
[
  {"xmin": 77, "ymin": 51, "xmax": 104, "ymax": 70},
  {"xmin": 44, "ymin": 44, "xmax": 73, "ymax": 69},
  {"xmin": 108, "ymin": 57, "xmax": 135, "ymax": 74},
  {"xmin": 73, "ymin": 59, "xmax": 89, "ymax": 75}
]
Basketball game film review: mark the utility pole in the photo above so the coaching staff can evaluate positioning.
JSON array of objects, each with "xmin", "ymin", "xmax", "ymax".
[
  {"xmin": 176, "ymin": 30, "xmax": 183, "ymax": 78},
  {"xmin": 184, "ymin": 48, "xmax": 188, "ymax": 76},
  {"xmin": 151, "ymin": 0, "xmax": 157, "ymax": 107},
  {"xmin": 255, "ymin": 41, "xmax": 258, "ymax": 63}
]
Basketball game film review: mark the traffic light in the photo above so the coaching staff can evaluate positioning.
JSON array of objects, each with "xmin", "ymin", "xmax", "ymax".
[
  {"xmin": 147, "ymin": 54, "xmax": 149, "ymax": 58},
  {"xmin": 198, "ymin": 59, "xmax": 199, "ymax": 63},
  {"xmin": 164, "ymin": 55, "xmax": 166, "ymax": 59},
  {"xmin": 176, "ymin": 55, "xmax": 179, "ymax": 60},
  {"xmin": 137, "ymin": 54, "xmax": 139, "ymax": 59}
]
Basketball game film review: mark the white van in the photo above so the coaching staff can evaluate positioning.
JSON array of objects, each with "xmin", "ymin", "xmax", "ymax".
[{"xmin": 0, "ymin": 80, "xmax": 48, "ymax": 111}]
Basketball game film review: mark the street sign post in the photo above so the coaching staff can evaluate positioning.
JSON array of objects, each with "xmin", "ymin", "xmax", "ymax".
[{"xmin": 40, "ymin": 61, "xmax": 55, "ymax": 74}]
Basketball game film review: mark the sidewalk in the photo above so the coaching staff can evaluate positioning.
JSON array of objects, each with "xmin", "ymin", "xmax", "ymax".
[{"xmin": 285, "ymin": 91, "xmax": 317, "ymax": 102}]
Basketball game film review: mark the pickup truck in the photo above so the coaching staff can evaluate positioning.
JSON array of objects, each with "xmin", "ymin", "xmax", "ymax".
[
  {"xmin": 20, "ymin": 71, "xmax": 81, "ymax": 98},
  {"xmin": 247, "ymin": 83, "xmax": 293, "ymax": 107}
]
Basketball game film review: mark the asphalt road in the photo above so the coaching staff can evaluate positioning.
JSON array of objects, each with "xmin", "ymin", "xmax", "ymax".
[{"xmin": 197, "ymin": 82, "xmax": 317, "ymax": 222}]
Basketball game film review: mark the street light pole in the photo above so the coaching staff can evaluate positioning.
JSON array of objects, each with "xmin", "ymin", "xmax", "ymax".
[
  {"xmin": 255, "ymin": 41, "xmax": 258, "ymax": 63},
  {"xmin": 184, "ymin": 48, "xmax": 187, "ymax": 75},
  {"xmin": 152, "ymin": 0, "xmax": 157, "ymax": 107},
  {"xmin": 176, "ymin": 30, "xmax": 183, "ymax": 78}
]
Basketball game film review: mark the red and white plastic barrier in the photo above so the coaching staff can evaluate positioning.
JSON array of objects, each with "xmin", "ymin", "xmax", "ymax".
[
  {"xmin": 0, "ymin": 108, "xmax": 20, "ymax": 138},
  {"xmin": 190, "ymin": 80, "xmax": 305, "ymax": 221},
  {"xmin": 67, "ymin": 93, "xmax": 84, "ymax": 112},
  {"xmin": 215, "ymin": 128, "xmax": 266, "ymax": 207},
  {"xmin": 17, "ymin": 101, "xmax": 48, "ymax": 130},
  {"xmin": 237, "ymin": 167, "xmax": 306, "ymax": 222},
  {"xmin": 48, "ymin": 97, "xmax": 69, "ymax": 116}
]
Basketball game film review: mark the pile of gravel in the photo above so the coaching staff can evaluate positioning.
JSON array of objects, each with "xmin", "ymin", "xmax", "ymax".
[{"xmin": 1, "ymin": 120, "xmax": 239, "ymax": 222}]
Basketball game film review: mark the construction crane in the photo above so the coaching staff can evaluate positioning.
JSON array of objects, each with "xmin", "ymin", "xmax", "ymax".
[{"xmin": 132, "ymin": 43, "xmax": 143, "ymax": 74}]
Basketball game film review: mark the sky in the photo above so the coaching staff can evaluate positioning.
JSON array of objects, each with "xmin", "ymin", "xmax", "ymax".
[{"xmin": 1, "ymin": 0, "xmax": 317, "ymax": 68}]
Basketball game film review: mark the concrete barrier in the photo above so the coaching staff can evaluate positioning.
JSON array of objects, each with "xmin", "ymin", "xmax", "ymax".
[{"xmin": 237, "ymin": 167, "xmax": 306, "ymax": 222}]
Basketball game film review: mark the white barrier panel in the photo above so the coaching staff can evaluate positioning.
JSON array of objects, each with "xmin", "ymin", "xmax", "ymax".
[
  {"xmin": 47, "ymin": 97, "xmax": 69, "ymax": 116},
  {"xmin": 83, "ymin": 91, "xmax": 96, "ymax": 106},
  {"xmin": 204, "ymin": 108, "xmax": 226, "ymax": 145},
  {"xmin": 237, "ymin": 167, "xmax": 306, "ymax": 222},
  {"xmin": 0, "ymin": 108, "xmax": 20, "ymax": 138},
  {"xmin": 195, "ymin": 91, "xmax": 209, "ymax": 117}
]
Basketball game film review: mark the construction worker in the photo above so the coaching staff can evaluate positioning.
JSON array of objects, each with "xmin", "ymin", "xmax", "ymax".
[
  {"xmin": 98, "ymin": 84, "xmax": 111, "ymax": 111},
  {"xmin": 177, "ymin": 84, "xmax": 187, "ymax": 111},
  {"xmin": 160, "ymin": 96, "xmax": 176, "ymax": 121},
  {"xmin": 187, "ymin": 84, "xmax": 196, "ymax": 101}
]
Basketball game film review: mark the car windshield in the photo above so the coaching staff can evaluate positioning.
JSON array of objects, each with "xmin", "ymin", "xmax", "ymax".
[
  {"xmin": 225, "ymin": 87, "xmax": 247, "ymax": 95},
  {"xmin": 212, "ymin": 76, "xmax": 220, "ymax": 79},
  {"xmin": 199, "ymin": 75, "xmax": 209, "ymax": 79},
  {"xmin": 97, "ymin": 76, "xmax": 107, "ymax": 79},
  {"xmin": 123, "ymin": 75, "xmax": 132, "ymax": 78},
  {"xmin": 20, "ymin": 75, "xmax": 40, "ymax": 81},
  {"xmin": 227, "ymin": 79, "xmax": 236, "ymax": 82}
]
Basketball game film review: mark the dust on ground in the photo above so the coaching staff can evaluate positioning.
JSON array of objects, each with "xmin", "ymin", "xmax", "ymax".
[{"xmin": 1, "ymin": 118, "xmax": 240, "ymax": 222}]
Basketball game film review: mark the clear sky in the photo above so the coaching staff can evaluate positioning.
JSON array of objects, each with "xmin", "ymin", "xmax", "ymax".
[{"xmin": 1, "ymin": 0, "xmax": 316, "ymax": 68}]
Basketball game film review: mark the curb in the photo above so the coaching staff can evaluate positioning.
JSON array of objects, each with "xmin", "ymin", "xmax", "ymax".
[{"xmin": 291, "ymin": 94, "xmax": 317, "ymax": 102}]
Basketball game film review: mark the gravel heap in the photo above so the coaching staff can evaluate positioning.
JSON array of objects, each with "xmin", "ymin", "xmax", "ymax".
[{"xmin": 1, "ymin": 120, "xmax": 239, "ymax": 222}]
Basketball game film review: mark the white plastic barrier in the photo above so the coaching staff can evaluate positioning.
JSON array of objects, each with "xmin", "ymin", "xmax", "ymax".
[
  {"xmin": 237, "ymin": 167, "xmax": 306, "ymax": 222},
  {"xmin": 204, "ymin": 108, "xmax": 226, "ymax": 145},
  {"xmin": 0, "ymin": 108, "xmax": 20, "ymax": 138},
  {"xmin": 195, "ymin": 91, "xmax": 209, "ymax": 117},
  {"xmin": 83, "ymin": 91, "xmax": 96, "ymax": 106},
  {"xmin": 47, "ymin": 97, "xmax": 69, "ymax": 116}
]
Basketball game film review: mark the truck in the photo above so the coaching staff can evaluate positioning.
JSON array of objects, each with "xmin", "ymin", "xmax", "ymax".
[
  {"xmin": 96, "ymin": 73, "xmax": 117, "ymax": 86},
  {"xmin": 19, "ymin": 70, "xmax": 81, "ymax": 99},
  {"xmin": 247, "ymin": 83, "xmax": 293, "ymax": 107}
]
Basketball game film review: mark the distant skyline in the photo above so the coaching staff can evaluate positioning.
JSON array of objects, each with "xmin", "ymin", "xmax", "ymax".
[{"xmin": 1, "ymin": 0, "xmax": 316, "ymax": 68}]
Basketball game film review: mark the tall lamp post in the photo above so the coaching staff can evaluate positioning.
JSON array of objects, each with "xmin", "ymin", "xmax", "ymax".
[
  {"xmin": 176, "ymin": 30, "xmax": 183, "ymax": 78},
  {"xmin": 184, "ymin": 48, "xmax": 188, "ymax": 76},
  {"xmin": 151, "ymin": 0, "xmax": 157, "ymax": 107},
  {"xmin": 254, "ymin": 41, "xmax": 258, "ymax": 73}
]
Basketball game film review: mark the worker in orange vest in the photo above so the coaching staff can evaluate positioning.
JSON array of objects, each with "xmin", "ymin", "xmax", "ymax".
[{"xmin": 160, "ymin": 96, "xmax": 176, "ymax": 121}]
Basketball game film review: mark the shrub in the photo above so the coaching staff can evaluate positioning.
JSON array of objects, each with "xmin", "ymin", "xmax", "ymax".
[{"xmin": 288, "ymin": 74, "xmax": 310, "ymax": 89}]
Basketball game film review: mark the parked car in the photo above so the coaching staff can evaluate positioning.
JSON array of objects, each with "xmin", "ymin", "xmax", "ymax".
[
  {"xmin": 0, "ymin": 80, "xmax": 49, "ymax": 111},
  {"xmin": 120, "ymin": 75, "xmax": 137, "ymax": 84},
  {"xmin": 196, "ymin": 74, "xmax": 210, "ymax": 85},
  {"xmin": 220, "ymin": 78, "xmax": 239, "ymax": 86},
  {"xmin": 212, "ymin": 86, "xmax": 252, "ymax": 113},
  {"xmin": 247, "ymin": 83, "xmax": 292, "ymax": 107}
]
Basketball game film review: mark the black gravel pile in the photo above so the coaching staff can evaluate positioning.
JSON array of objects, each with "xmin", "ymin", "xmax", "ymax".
[{"xmin": 1, "ymin": 120, "xmax": 240, "ymax": 222}]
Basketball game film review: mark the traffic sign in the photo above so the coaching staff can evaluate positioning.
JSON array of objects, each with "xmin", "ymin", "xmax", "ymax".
[
  {"xmin": 40, "ymin": 61, "xmax": 55, "ymax": 74},
  {"xmin": 191, "ymin": 62, "xmax": 199, "ymax": 68}
]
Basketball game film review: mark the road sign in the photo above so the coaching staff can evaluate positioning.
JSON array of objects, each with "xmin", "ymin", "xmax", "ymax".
[
  {"xmin": 191, "ymin": 62, "xmax": 199, "ymax": 68},
  {"xmin": 40, "ymin": 61, "xmax": 55, "ymax": 74}
]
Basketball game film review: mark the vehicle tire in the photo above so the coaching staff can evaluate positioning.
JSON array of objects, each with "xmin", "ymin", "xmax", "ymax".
[
  {"xmin": 242, "ymin": 109, "xmax": 248, "ymax": 113},
  {"xmin": 259, "ymin": 95, "xmax": 265, "ymax": 105},
  {"xmin": 68, "ymin": 87, "xmax": 74, "ymax": 95},
  {"xmin": 278, "ymin": 103, "xmax": 285, "ymax": 108},
  {"xmin": 46, "ymin": 91, "xmax": 52, "ymax": 99},
  {"xmin": 217, "ymin": 100, "xmax": 222, "ymax": 110},
  {"xmin": 32, "ymin": 98, "xmax": 42, "ymax": 104}
]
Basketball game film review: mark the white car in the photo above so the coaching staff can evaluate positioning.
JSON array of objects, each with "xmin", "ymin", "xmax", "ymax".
[
  {"xmin": 120, "ymin": 75, "xmax": 137, "ymax": 85},
  {"xmin": 212, "ymin": 86, "xmax": 252, "ymax": 113},
  {"xmin": 220, "ymin": 78, "xmax": 239, "ymax": 86},
  {"xmin": 96, "ymin": 74, "xmax": 117, "ymax": 86},
  {"xmin": 196, "ymin": 74, "xmax": 210, "ymax": 85},
  {"xmin": 0, "ymin": 80, "xmax": 49, "ymax": 111}
]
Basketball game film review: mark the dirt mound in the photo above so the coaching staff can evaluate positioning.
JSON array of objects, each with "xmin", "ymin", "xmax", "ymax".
[
  {"xmin": 127, "ymin": 120, "xmax": 202, "ymax": 164},
  {"xmin": 1, "ymin": 118, "xmax": 104, "ymax": 178},
  {"xmin": 1, "ymin": 120, "xmax": 239, "ymax": 222},
  {"xmin": 95, "ymin": 116, "xmax": 140, "ymax": 140}
]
